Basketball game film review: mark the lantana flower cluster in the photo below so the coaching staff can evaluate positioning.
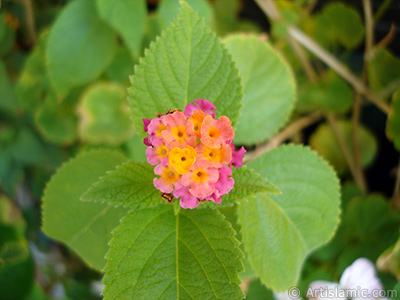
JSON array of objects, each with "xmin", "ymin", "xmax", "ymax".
[{"xmin": 143, "ymin": 99, "xmax": 246, "ymax": 209}]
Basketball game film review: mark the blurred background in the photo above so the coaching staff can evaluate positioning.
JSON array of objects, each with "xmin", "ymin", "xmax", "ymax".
[{"xmin": 1, "ymin": 0, "xmax": 400, "ymax": 299}]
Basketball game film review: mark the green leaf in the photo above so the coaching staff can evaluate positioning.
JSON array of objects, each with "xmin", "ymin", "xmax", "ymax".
[
  {"xmin": 78, "ymin": 82, "xmax": 134, "ymax": 145},
  {"xmin": 97, "ymin": 0, "xmax": 147, "ymax": 59},
  {"xmin": 387, "ymin": 87, "xmax": 400, "ymax": 151},
  {"xmin": 323, "ymin": 3, "xmax": 364, "ymax": 49},
  {"xmin": 368, "ymin": 49, "xmax": 400, "ymax": 94},
  {"xmin": 298, "ymin": 72, "xmax": 353, "ymax": 114},
  {"xmin": 35, "ymin": 92, "xmax": 78, "ymax": 145},
  {"xmin": 0, "ymin": 22, "xmax": 15, "ymax": 57},
  {"xmin": 239, "ymin": 144, "xmax": 340, "ymax": 291},
  {"xmin": 377, "ymin": 236, "xmax": 400, "ymax": 281},
  {"xmin": 310, "ymin": 120, "xmax": 377, "ymax": 175},
  {"xmin": 102, "ymin": 205, "xmax": 245, "ymax": 299},
  {"xmin": 158, "ymin": 0, "xmax": 214, "ymax": 28},
  {"xmin": 11, "ymin": 128, "xmax": 46, "ymax": 166},
  {"xmin": 81, "ymin": 160, "xmax": 163, "ymax": 208},
  {"xmin": 105, "ymin": 46, "xmax": 135, "ymax": 84},
  {"xmin": 47, "ymin": 0, "xmax": 117, "ymax": 96},
  {"xmin": 16, "ymin": 31, "xmax": 50, "ymax": 112},
  {"xmin": 0, "ymin": 60, "xmax": 19, "ymax": 114},
  {"xmin": 129, "ymin": 2, "xmax": 243, "ymax": 135},
  {"xmin": 224, "ymin": 35, "xmax": 296, "ymax": 144},
  {"xmin": 124, "ymin": 133, "xmax": 148, "ymax": 162},
  {"xmin": 42, "ymin": 149, "xmax": 128, "ymax": 271},
  {"xmin": 206, "ymin": 167, "xmax": 280, "ymax": 208}
]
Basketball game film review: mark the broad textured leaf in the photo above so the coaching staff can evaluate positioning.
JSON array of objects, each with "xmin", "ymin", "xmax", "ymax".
[
  {"xmin": 368, "ymin": 49, "xmax": 400, "ymax": 94},
  {"xmin": 387, "ymin": 87, "xmax": 400, "ymax": 151},
  {"xmin": 224, "ymin": 35, "xmax": 295, "ymax": 144},
  {"xmin": 42, "ymin": 149, "xmax": 127, "ymax": 270},
  {"xmin": 323, "ymin": 3, "xmax": 364, "ymax": 49},
  {"xmin": 238, "ymin": 145, "xmax": 340, "ymax": 291},
  {"xmin": 298, "ymin": 72, "xmax": 353, "ymax": 114},
  {"xmin": 310, "ymin": 121, "xmax": 377, "ymax": 175},
  {"xmin": 78, "ymin": 82, "xmax": 134, "ymax": 145},
  {"xmin": 203, "ymin": 167, "xmax": 281, "ymax": 208},
  {"xmin": 102, "ymin": 205, "xmax": 245, "ymax": 299},
  {"xmin": 47, "ymin": 0, "xmax": 117, "ymax": 96},
  {"xmin": 158, "ymin": 0, "xmax": 214, "ymax": 28},
  {"xmin": 97, "ymin": 0, "xmax": 147, "ymax": 59},
  {"xmin": 81, "ymin": 160, "xmax": 162, "ymax": 208},
  {"xmin": 129, "ymin": 2, "xmax": 243, "ymax": 135}
]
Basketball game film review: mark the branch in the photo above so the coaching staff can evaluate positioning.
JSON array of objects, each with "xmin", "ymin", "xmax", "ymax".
[{"xmin": 254, "ymin": 0, "xmax": 391, "ymax": 115}]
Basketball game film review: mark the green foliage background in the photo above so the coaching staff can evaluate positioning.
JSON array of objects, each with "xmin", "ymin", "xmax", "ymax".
[{"xmin": 1, "ymin": 0, "xmax": 400, "ymax": 299}]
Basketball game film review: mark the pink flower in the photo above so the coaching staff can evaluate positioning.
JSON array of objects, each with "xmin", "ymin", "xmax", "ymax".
[
  {"xmin": 153, "ymin": 161, "xmax": 181, "ymax": 193},
  {"xmin": 196, "ymin": 142, "xmax": 232, "ymax": 167},
  {"xmin": 143, "ymin": 118, "xmax": 151, "ymax": 132},
  {"xmin": 173, "ymin": 184, "xmax": 199, "ymax": 209},
  {"xmin": 161, "ymin": 111, "xmax": 196, "ymax": 148},
  {"xmin": 145, "ymin": 138, "xmax": 170, "ymax": 165},
  {"xmin": 184, "ymin": 99, "xmax": 216, "ymax": 118},
  {"xmin": 147, "ymin": 117, "xmax": 167, "ymax": 145},
  {"xmin": 230, "ymin": 145, "xmax": 246, "ymax": 168},
  {"xmin": 181, "ymin": 159, "xmax": 219, "ymax": 199},
  {"xmin": 213, "ymin": 165, "xmax": 234, "ymax": 196},
  {"xmin": 201, "ymin": 115, "xmax": 234, "ymax": 149}
]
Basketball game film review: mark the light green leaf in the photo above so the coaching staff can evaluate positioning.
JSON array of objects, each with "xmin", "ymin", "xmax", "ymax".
[
  {"xmin": 97, "ymin": 0, "xmax": 147, "ymax": 59},
  {"xmin": 387, "ymin": 87, "xmax": 400, "ymax": 151},
  {"xmin": 298, "ymin": 72, "xmax": 353, "ymax": 114},
  {"xmin": 129, "ymin": 2, "xmax": 243, "ymax": 135},
  {"xmin": 310, "ymin": 120, "xmax": 377, "ymax": 175},
  {"xmin": 323, "ymin": 3, "xmax": 364, "ymax": 49},
  {"xmin": 158, "ymin": 0, "xmax": 214, "ymax": 28},
  {"xmin": 124, "ymin": 133, "xmax": 148, "ymax": 162},
  {"xmin": 224, "ymin": 34, "xmax": 296, "ymax": 144},
  {"xmin": 35, "ymin": 92, "xmax": 78, "ymax": 145},
  {"xmin": 368, "ymin": 49, "xmax": 400, "ymax": 94},
  {"xmin": 212, "ymin": 0, "xmax": 240, "ymax": 36},
  {"xmin": 102, "ymin": 206, "xmax": 245, "ymax": 299},
  {"xmin": 78, "ymin": 82, "xmax": 134, "ymax": 145},
  {"xmin": 203, "ymin": 167, "xmax": 281, "ymax": 209},
  {"xmin": 47, "ymin": 0, "xmax": 117, "ymax": 96},
  {"xmin": 239, "ymin": 144, "xmax": 340, "ymax": 291},
  {"xmin": 42, "ymin": 149, "xmax": 127, "ymax": 271},
  {"xmin": 81, "ymin": 160, "xmax": 163, "ymax": 208}
]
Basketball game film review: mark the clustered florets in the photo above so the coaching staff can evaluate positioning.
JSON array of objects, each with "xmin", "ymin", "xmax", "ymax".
[{"xmin": 143, "ymin": 99, "xmax": 246, "ymax": 209}]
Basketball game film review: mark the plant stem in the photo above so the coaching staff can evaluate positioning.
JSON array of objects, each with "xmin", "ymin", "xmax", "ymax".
[
  {"xmin": 287, "ymin": 26, "xmax": 390, "ymax": 114},
  {"xmin": 23, "ymin": 0, "xmax": 37, "ymax": 45},
  {"xmin": 244, "ymin": 114, "xmax": 321, "ymax": 163},
  {"xmin": 374, "ymin": 0, "xmax": 392, "ymax": 22},
  {"xmin": 254, "ymin": 0, "xmax": 391, "ymax": 115},
  {"xmin": 351, "ymin": 93, "xmax": 367, "ymax": 193}
]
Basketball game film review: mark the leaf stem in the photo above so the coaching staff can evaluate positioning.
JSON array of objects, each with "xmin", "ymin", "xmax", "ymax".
[{"xmin": 244, "ymin": 114, "xmax": 321, "ymax": 163}]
